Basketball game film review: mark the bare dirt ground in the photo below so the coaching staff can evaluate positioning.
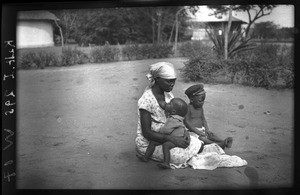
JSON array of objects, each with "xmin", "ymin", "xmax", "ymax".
[{"xmin": 16, "ymin": 58, "xmax": 294, "ymax": 190}]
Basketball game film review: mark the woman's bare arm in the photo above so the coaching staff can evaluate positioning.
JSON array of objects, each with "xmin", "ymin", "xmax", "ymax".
[
  {"xmin": 140, "ymin": 109, "xmax": 165, "ymax": 143},
  {"xmin": 140, "ymin": 109, "xmax": 190, "ymax": 148}
]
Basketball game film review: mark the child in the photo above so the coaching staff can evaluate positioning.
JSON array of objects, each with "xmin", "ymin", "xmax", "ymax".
[
  {"xmin": 184, "ymin": 84, "xmax": 233, "ymax": 151},
  {"xmin": 136, "ymin": 98, "xmax": 189, "ymax": 169}
]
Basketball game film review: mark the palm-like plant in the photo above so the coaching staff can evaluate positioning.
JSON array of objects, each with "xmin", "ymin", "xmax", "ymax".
[{"xmin": 205, "ymin": 24, "xmax": 255, "ymax": 59}]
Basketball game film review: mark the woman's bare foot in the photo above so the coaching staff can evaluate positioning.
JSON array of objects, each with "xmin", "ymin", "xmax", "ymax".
[
  {"xmin": 157, "ymin": 163, "xmax": 171, "ymax": 169},
  {"xmin": 136, "ymin": 153, "xmax": 149, "ymax": 162},
  {"xmin": 225, "ymin": 137, "xmax": 233, "ymax": 148}
]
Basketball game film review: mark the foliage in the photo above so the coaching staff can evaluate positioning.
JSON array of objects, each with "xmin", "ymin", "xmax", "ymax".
[
  {"xmin": 251, "ymin": 21, "xmax": 279, "ymax": 39},
  {"xmin": 51, "ymin": 6, "xmax": 198, "ymax": 46},
  {"xmin": 51, "ymin": 9, "xmax": 79, "ymax": 45},
  {"xmin": 208, "ymin": 5, "xmax": 277, "ymax": 37},
  {"xmin": 178, "ymin": 41, "xmax": 214, "ymax": 59},
  {"xmin": 206, "ymin": 5, "xmax": 278, "ymax": 60},
  {"xmin": 206, "ymin": 25, "xmax": 256, "ymax": 59},
  {"xmin": 181, "ymin": 43, "xmax": 294, "ymax": 88},
  {"xmin": 232, "ymin": 44, "xmax": 294, "ymax": 88},
  {"xmin": 145, "ymin": 44, "xmax": 174, "ymax": 59},
  {"xmin": 18, "ymin": 51, "xmax": 60, "ymax": 69},
  {"xmin": 236, "ymin": 55, "xmax": 278, "ymax": 88},
  {"xmin": 180, "ymin": 55, "xmax": 223, "ymax": 82},
  {"xmin": 276, "ymin": 45, "xmax": 294, "ymax": 88},
  {"xmin": 122, "ymin": 44, "xmax": 143, "ymax": 60},
  {"xmin": 90, "ymin": 44, "xmax": 120, "ymax": 63},
  {"xmin": 122, "ymin": 43, "xmax": 173, "ymax": 60},
  {"xmin": 61, "ymin": 46, "xmax": 89, "ymax": 66},
  {"xmin": 275, "ymin": 27, "xmax": 295, "ymax": 40}
]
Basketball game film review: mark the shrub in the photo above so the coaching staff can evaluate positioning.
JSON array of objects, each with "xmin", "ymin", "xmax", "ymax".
[
  {"xmin": 139, "ymin": 44, "xmax": 152, "ymax": 59},
  {"xmin": 238, "ymin": 55, "xmax": 278, "ymax": 88},
  {"xmin": 236, "ymin": 44, "xmax": 293, "ymax": 88},
  {"xmin": 181, "ymin": 43, "xmax": 294, "ymax": 89},
  {"xmin": 122, "ymin": 44, "xmax": 142, "ymax": 60},
  {"xmin": 277, "ymin": 45, "xmax": 294, "ymax": 88},
  {"xmin": 61, "ymin": 46, "xmax": 89, "ymax": 66},
  {"xmin": 122, "ymin": 43, "xmax": 173, "ymax": 60},
  {"xmin": 152, "ymin": 43, "xmax": 174, "ymax": 58},
  {"xmin": 90, "ymin": 45, "xmax": 120, "ymax": 63},
  {"xmin": 138, "ymin": 44, "xmax": 167, "ymax": 59},
  {"xmin": 180, "ymin": 57, "xmax": 224, "ymax": 82},
  {"xmin": 18, "ymin": 51, "xmax": 60, "ymax": 69},
  {"xmin": 206, "ymin": 25, "xmax": 255, "ymax": 59},
  {"xmin": 281, "ymin": 68, "xmax": 294, "ymax": 88},
  {"xmin": 179, "ymin": 41, "xmax": 214, "ymax": 59}
]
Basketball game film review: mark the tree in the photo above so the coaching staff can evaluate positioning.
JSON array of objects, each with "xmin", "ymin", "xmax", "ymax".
[
  {"xmin": 275, "ymin": 27, "xmax": 295, "ymax": 40},
  {"xmin": 251, "ymin": 21, "xmax": 279, "ymax": 39},
  {"xmin": 52, "ymin": 6, "xmax": 197, "ymax": 46},
  {"xmin": 173, "ymin": 6, "xmax": 199, "ymax": 55},
  {"xmin": 51, "ymin": 9, "xmax": 79, "ymax": 44},
  {"xmin": 209, "ymin": 5, "xmax": 277, "ymax": 37},
  {"xmin": 143, "ymin": 6, "xmax": 191, "ymax": 44},
  {"xmin": 237, "ymin": 5, "xmax": 277, "ymax": 37},
  {"xmin": 224, "ymin": 5, "xmax": 233, "ymax": 59},
  {"xmin": 207, "ymin": 4, "xmax": 277, "ymax": 59}
]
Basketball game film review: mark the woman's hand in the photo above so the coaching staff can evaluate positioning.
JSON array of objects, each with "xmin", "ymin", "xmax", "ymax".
[{"xmin": 167, "ymin": 130, "xmax": 190, "ymax": 149}]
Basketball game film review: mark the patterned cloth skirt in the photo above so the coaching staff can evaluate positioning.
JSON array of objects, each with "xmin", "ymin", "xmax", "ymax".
[{"xmin": 135, "ymin": 133, "xmax": 203, "ymax": 165}]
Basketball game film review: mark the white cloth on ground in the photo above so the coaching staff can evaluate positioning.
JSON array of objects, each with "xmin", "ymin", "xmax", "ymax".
[
  {"xmin": 187, "ymin": 143, "xmax": 247, "ymax": 170},
  {"xmin": 170, "ymin": 134, "xmax": 247, "ymax": 170}
]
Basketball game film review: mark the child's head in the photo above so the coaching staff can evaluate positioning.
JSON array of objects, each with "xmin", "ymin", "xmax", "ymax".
[
  {"xmin": 185, "ymin": 84, "xmax": 206, "ymax": 108},
  {"xmin": 165, "ymin": 98, "xmax": 188, "ymax": 117}
]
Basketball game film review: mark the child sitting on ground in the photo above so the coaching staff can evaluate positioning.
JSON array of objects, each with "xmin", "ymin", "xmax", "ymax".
[
  {"xmin": 184, "ymin": 84, "xmax": 233, "ymax": 151},
  {"xmin": 136, "ymin": 98, "xmax": 189, "ymax": 169}
]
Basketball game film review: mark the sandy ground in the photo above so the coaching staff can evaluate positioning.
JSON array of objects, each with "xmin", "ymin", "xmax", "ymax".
[{"xmin": 16, "ymin": 58, "xmax": 294, "ymax": 190}]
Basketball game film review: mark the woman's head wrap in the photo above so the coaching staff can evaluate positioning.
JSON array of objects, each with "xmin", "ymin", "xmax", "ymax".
[{"xmin": 146, "ymin": 62, "xmax": 177, "ymax": 87}]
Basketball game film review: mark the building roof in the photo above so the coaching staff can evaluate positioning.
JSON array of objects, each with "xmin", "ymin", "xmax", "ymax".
[
  {"xmin": 189, "ymin": 15, "xmax": 247, "ymax": 24},
  {"xmin": 17, "ymin": 10, "xmax": 59, "ymax": 21}
]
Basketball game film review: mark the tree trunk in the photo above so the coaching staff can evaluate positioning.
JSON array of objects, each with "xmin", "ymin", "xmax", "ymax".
[
  {"xmin": 224, "ymin": 6, "xmax": 233, "ymax": 60},
  {"xmin": 54, "ymin": 19, "xmax": 64, "ymax": 47},
  {"xmin": 168, "ymin": 20, "xmax": 176, "ymax": 44},
  {"xmin": 157, "ymin": 8, "xmax": 162, "ymax": 44},
  {"xmin": 152, "ymin": 13, "xmax": 155, "ymax": 44},
  {"xmin": 174, "ymin": 15, "xmax": 179, "ymax": 56},
  {"xmin": 174, "ymin": 8, "xmax": 184, "ymax": 56}
]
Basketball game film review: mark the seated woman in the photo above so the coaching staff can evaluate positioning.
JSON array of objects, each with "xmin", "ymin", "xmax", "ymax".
[{"xmin": 135, "ymin": 62, "xmax": 203, "ymax": 166}]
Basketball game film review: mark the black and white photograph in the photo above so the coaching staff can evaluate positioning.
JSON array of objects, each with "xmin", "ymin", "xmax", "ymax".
[{"xmin": 2, "ymin": 0, "xmax": 297, "ymax": 193}]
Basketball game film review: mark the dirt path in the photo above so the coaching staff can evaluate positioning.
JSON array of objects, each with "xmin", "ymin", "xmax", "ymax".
[{"xmin": 16, "ymin": 58, "xmax": 293, "ymax": 189}]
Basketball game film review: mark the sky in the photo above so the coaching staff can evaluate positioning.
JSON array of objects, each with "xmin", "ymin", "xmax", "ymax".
[{"xmin": 192, "ymin": 5, "xmax": 295, "ymax": 28}]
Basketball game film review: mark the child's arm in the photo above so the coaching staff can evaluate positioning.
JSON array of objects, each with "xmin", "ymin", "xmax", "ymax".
[
  {"xmin": 160, "ymin": 118, "xmax": 181, "ymax": 134},
  {"xmin": 184, "ymin": 108, "xmax": 206, "ymax": 136},
  {"xmin": 201, "ymin": 109, "xmax": 213, "ymax": 136}
]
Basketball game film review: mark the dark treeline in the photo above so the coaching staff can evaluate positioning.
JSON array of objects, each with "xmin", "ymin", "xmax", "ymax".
[
  {"xmin": 250, "ymin": 21, "xmax": 295, "ymax": 40},
  {"xmin": 51, "ymin": 6, "xmax": 198, "ymax": 46}
]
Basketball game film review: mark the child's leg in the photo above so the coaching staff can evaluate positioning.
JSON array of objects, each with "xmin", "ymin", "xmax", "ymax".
[
  {"xmin": 207, "ymin": 132, "xmax": 223, "ymax": 142},
  {"xmin": 198, "ymin": 136, "xmax": 230, "ymax": 150},
  {"xmin": 144, "ymin": 141, "xmax": 160, "ymax": 159},
  {"xmin": 199, "ymin": 136, "xmax": 216, "ymax": 145},
  {"xmin": 207, "ymin": 133, "xmax": 233, "ymax": 148},
  {"xmin": 207, "ymin": 139, "xmax": 233, "ymax": 149},
  {"xmin": 157, "ymin": 141, "xmax": 176, "ymax": 169},
  {"xmin": 136, "ymin": 141, "xmax": 160, "ymax": 162}
]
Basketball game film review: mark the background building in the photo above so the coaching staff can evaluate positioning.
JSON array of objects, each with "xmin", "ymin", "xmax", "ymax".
[
  {"xmin": 17, "ymin": 10, "xmax": 59, "ymax": 49},
  {"xmin": 188, "ymin": 15, "xmax": 247, "ymax": 40}
]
